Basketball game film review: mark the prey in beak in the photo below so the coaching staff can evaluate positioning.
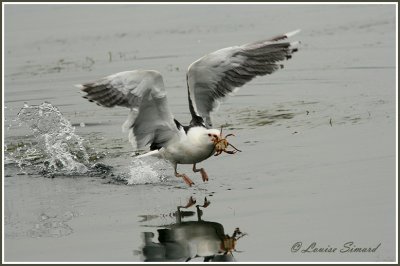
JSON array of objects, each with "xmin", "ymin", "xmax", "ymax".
[{"xmin": 212, "ymin": 126, "xmax": 242, "ymax": 156}]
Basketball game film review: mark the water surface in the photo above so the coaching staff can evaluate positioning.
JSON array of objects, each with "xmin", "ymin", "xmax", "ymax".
[{"xmin": 3, "ymin": 4, "xmax": 397, "ymax": 262}]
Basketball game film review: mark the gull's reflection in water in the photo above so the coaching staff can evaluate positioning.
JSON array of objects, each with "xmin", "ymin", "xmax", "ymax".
[{"xmin": 139, "ymin": 197, "xmax": 247, "ymax": 262}]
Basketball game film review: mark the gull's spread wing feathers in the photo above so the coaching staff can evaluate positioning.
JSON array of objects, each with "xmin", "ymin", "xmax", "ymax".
[
  {"xmin": 78, "ymin": 70, "xmax": 180, "ymax": 150},
  {"xmin": 186, "ymin": 29, "xmax": 301, "ymax": 128}
]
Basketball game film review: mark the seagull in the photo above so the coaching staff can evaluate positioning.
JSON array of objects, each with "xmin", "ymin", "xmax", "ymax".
[{"xmin": 77, "ymin": 29, "xmax": 300, "ymax": 186}]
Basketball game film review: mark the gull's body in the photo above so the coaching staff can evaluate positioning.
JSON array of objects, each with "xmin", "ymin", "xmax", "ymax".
[
  {"xmin": 160, "ymin": 127, "xmax": 220, "ymax": 165},
  {"xmin": 78, "ymin": 30, "xmax": 300, "ymax": 186}
]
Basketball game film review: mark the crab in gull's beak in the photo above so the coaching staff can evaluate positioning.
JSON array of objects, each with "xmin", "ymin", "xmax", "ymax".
[{"xmin": 212, "ymin": 126, "xmax": 242, "ymax": 156}]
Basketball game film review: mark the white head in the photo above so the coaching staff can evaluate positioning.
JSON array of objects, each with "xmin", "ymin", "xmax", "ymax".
[
  {"xmin": 186, "ymin": 127, "xmax": 220, "ymax": 146},
  {"xmin": 205, "ymin": 128, "xmax": 221, "ymax": 144}
]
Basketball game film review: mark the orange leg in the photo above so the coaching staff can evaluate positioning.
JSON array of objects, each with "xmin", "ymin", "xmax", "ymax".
[
  {"xmin": 193, "ymin": 164, "xmax": 209, "ymax": 182},
  {"xmin": 174, "ymin": 164, "xmax": 194, "ymax": 186}
]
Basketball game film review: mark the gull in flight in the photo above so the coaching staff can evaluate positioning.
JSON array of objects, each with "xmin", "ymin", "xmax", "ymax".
[{"xmin": 78, "ymin": 29, "xmax": 300, "ymax": 186}]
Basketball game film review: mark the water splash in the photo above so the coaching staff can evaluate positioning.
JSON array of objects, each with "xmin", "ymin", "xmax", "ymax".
[
  {"xmin": 5, "ymin": 102, "xmax": 170, "ymax": 183},
  {"xmin": 7, "ymin": 102, "xmax": 90, "ymax": 175},
  {"xmin": 125, "ymin": 157, "xmax": 170, "ymax": 185}
]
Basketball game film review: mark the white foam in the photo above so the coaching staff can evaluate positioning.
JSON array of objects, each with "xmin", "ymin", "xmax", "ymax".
[
  {"xmin": 126, "ymin": 157, "xmax": 169, "ymax": 185},
  {"xmin": 14, "ymin": 102, "xmax": 90, "ymax": 174}
]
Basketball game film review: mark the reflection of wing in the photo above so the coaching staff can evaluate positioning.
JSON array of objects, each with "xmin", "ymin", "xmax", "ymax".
[
  {"xmin": 78, "ymin": 70, "xmax": 180, "ymax": 150},
  {"xmin": 186, "ymin": 29, "xmax": 301, "ymax": 128}
]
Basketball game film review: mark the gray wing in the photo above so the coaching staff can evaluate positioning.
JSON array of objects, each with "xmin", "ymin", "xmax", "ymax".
[
  {"xmin": 78, "ymin": 70, "xmax": 180, "ymax": 150},
  {"xmin": 186, "ymin": 29, "xmax": 301, "ymax": 128}
]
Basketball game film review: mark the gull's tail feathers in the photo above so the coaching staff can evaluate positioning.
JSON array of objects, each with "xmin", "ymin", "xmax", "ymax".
[{"xmin": 135, "ymin": 150, "xmax": 162, "ymax": 159}]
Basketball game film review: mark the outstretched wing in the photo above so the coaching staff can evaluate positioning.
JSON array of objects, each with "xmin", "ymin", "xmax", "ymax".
[
  {"xmin": 78, "ymin": 70, "xmax": 180, "ymax": 150},
  {"xmin": 186, "ymin": 29, "xmax": 301, "ymax": 128}
]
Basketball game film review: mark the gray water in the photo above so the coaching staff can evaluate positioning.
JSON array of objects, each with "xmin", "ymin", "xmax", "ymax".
[{"xmin": 3, "ymin": 4, "xmax": 397, "ymax": 262}]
